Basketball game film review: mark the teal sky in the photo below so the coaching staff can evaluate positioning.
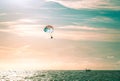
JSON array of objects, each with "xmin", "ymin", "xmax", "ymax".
[{"xmin": 0, "ymin": 0, "xmax": 120, "ymax": 70}]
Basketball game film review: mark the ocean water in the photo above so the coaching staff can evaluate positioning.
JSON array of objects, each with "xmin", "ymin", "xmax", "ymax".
[{"xmin": 0, "ymin": 70, "xmax": 120, "ymax": 81}]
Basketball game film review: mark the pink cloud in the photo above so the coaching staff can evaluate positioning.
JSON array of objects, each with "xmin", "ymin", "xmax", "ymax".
[
  {"xmin": 47, "ymin": 0, "xmax": 120, "ymax": 10},
  {"xmin": 55, "ymin": 25, "xmax": 120, "ymax": 42}
]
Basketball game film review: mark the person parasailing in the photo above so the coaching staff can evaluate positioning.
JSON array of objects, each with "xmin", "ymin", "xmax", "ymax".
[{"xmin": 44, "ymin": 25, "xmax": 54, "ymax": 39}]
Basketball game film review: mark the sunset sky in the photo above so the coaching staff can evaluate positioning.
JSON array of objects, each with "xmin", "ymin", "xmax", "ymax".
[{"xmin": 0, "ymin": 0, "xmax": 120, "ymax": 71}]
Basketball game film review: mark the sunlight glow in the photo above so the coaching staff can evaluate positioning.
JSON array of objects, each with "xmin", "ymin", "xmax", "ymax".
[
  {"xmin": 10, "ymin": 24, "xmax": 44, "ymax": 37},
  {"xmin": 8, "ymin": 0, "xmax": 29, "ymax": 5}
]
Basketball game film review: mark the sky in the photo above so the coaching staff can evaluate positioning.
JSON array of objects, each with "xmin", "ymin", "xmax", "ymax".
[{"xmin": 0, "ymin": 0, "xmax": 120, "ymax": 71}]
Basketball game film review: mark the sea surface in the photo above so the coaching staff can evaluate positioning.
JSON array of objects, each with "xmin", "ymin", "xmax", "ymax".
[{"xmin": 0, "ymin": 70, "xmax": 120, "ymax": 81}]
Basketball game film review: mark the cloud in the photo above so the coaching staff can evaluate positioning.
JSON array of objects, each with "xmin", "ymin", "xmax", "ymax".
[
  {"xmin": 46, "ymin": 0, "xmax": 120, "ymax": 10},
  {"xmin": 0, "ymin": 46, "xmax": 15, "ymax": 51},
  {"xmin": 58, "ymin": 25, "xmax": 108, "ymax": 31},
  {"xmin": 56, "ymin": 25, "xmax": 120, "ymax": 41},
  {"xmin": 106, "ymin": 55, "xmax": 115, "ymax": 59},
  {"xmin": 0, "ymin": 29, "xmax": 11, "ymax": 33},
  {"xmin": 13, "ymin": 45, "xmax": 31, "ymax": 56},
  {"xmin": 0, "ymin": 18, "xmax": 39, "ymax": 25},
  {"xmin": 90, "ymin": 16, "xmax": 114, "ymax": 23},
  {"xmin": 0, "ymin": 13, "xmax": 7, "ymax": 16},
  {"xmin": 116, "ymin": 61, "xmax": 120, "ymax": 65},
  {"xmin": 0, "ymin": 19, "xmax": 120, "ymax": 42},
  {"xmin": 0, "ymin": 19, "xmax": 46, "ymax": 37}
]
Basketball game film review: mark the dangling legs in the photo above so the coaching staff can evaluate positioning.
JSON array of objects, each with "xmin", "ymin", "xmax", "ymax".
[
  {"xmin": 51, "ymin": 36, "xmax": 53, "ymax": 39},
  {"xmin": 50, "ymin": 33, "xmax": 53, "ymax": 39}
]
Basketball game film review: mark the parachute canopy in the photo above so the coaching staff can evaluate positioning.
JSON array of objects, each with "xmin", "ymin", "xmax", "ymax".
[
  {"xmin": 44, "ymin": 25, "xmax": 54, "ymax": 39},
  {"xmin": 44, "ymin": 25, "xmax": 54, "ymax": 33}
]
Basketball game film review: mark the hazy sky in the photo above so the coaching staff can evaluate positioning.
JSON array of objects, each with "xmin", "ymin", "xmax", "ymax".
[{"xmin": 0, "ymin": 0, "xmax": 120, "ymax": 71}]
